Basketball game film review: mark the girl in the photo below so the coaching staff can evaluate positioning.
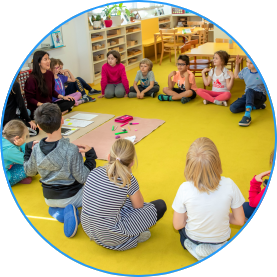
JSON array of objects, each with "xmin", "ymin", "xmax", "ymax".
[
  {"xmin": 243, "ymin": 150, "xmax": 274, "ymax": 220},
  {"xmin": 129, "ymin": 58, "xmax": 160, "ymax": 99},
  {"xmin": 81, "ymin": 139, "xmax": 167, "ymax": 251},
  {"xmin": 172, "ymin": 137, "xmax": 245, "ymax": 260},
  {"xmin": 3, "ymin": 75, "xmax": 39, "ymax": 136},
  {"xmin": 2, "ymin": 120, "xmax": 34, "ymax": 186},
  {"xmin": 99, "ymin": 50, "xmax": 129, "ymax": 99},
  {"xmin": 197, "ymin": 51, "xmax": 234, "ymax": 106},
  {"xmin": 24, "ymin": 51, "xmax": 75, "ymax": 117},
  {"xmin": 158, "ymin": 55, "xmax": 197, "ymax": 104},
  {"xmin": 50, "ymin": 58, "xmax": 86, "ymax": 106}
]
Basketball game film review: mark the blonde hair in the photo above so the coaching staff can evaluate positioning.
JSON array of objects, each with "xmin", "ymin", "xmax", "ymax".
[
  {"xmin": 106, "ymin": 139, "xmax": 137, "ymax": 188},
  {"xmin": 185, "ymin": 137, "xmax": 222, "ymax": 193},
  {"xmin": 139, "ymin": 58, "xmax": 153, "ymax": 71},
  {"xmin": 270, "ymin": 150, "xmax": 274, "ymax": 165},
  {"xmin": 2, "ymin": 120, "xmax": 28, "ymax": 144}
]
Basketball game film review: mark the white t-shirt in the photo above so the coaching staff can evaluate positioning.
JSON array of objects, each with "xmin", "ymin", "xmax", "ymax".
[
  {"xmin": 209, "ymin": 67, "xmax": 231, "ymax": 92},
  {"xmin": 172, "ymin": 176, "xmax": 245, "ymax": 243}
]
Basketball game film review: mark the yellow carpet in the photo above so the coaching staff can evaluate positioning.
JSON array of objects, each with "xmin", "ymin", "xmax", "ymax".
[{"xmin": 11, "ymin": 56, "xmax": 275, "ymax": 275}]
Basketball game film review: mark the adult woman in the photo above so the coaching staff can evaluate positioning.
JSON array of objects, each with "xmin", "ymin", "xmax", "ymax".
[{"xmin": 25, "ymin": 51, "xmax": 75, "ymax": 117}]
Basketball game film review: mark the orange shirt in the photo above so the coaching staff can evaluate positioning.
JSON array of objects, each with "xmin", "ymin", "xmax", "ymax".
[{"xmin": 172, "ymin": 70, "xmax": 198, "ymax": 91}]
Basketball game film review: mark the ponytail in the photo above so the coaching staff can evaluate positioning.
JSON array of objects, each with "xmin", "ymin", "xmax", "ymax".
[{"xmin": 106, "ymin": 139, "xmax": 137, "ymax": 188}]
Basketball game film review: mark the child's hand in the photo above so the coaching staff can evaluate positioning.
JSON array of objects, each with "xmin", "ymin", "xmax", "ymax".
[
  {"xmin": 32, "ymin": 141, "xmax": 39, "ymax": 149},
  {"xmin": 64, "ymin": 95, "xmax": 75, "ymax": 101},
  {"xmin": 202, "ymin": 68, "xmax": 211, "ymax": 73},
  {"xmin": 169, "ymin": 71, "xmax": 176, "ymax": 78},
  {"xmin": 124, "ymin": 94, "xmax": 128, "ymax": 98},
  {"xmin": 98, "ymin": 95, "xmax": 105, "ymax": 98},
  {"xmin": 236, "ymin": 55, "xmax": 243, "ymax": 65},
  {"xmin": 255, "ymin": 170, "xmax": 271, "ymax": 182},
  {"xmin": 28, "ymin": 121, "xmax": 37, "ymax": 130},
  {"xmin": 77, "ymin": 144, "xmax": 92, "ymax": 153}
]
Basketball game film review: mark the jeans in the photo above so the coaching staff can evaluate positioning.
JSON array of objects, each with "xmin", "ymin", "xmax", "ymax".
[
  {"xmin": 230, "ymin": 88, "xmax": 267, "ymax": 113},
  {"xmin": 128, "ymin": 84, "xmax": 160, "ymax": 98},
  {"xmin": 65, "ymin": 77, "xmax": 92, "ymax": 97},
  {"xmin": 150, "ymin": 199, "xmax": 167, "ymax": 221},
  {"xmin": 243, "ymin": 202, "xmax": 256, "ymax": 219}
]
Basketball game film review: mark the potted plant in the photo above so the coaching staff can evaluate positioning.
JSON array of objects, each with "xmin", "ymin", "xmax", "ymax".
[
  {"xmin": 102, "ymin": 5, "xmax": 113, "ymax": 28},
  {"xmin": 91, "ymin": 14, "xmax": 102, "ymax": 29},
  {"xmin": 130, "ymin": 12, "xmax": 135, "ymax": 22},
  {"xmin": 110, "ymin": 3, "xmax": 132, "ymax": 26}
]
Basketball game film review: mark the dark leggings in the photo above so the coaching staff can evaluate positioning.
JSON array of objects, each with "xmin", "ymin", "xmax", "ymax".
[
  {"xmin": 243, "ymin": 202, "xmax": 256, "ymax": 219},
  {"xmin": 150, "ymin": 199, "xmax": 167, "ymax": 221},
  {"xmin": 65, "ymin": 77, "xmax": 91, "ymax": 97},
  {"xmin": 55, "ymin": 99, "xmax": 75, "ymax": 113}
]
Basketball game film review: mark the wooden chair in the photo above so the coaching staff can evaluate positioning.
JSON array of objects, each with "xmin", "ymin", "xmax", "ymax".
[
  {"xmin": 215, "ymin": 38, "xmax": 235, "ymax": 71},
  {"xmin": 159, "ymin": 29, "xmax": 184, "ymax": 65},
  {"xmin": 203, "ymin": 23, "xmax": 209, "ymax": 42},
  {"xmin": 180, "ymin": 43, "xmax": 191, "ymax": 53},
  {"xmin": 188, "ymin": 39, "xmax": 198, "ymax": 48},
  {"xmin": 187, "ymin": 21, "xmax": 205, "ymax": 27}
]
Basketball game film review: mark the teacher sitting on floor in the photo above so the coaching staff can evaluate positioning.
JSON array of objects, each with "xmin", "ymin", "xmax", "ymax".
[{"xmin": 25, "ymin": 50, "xmax": 75, "ymax": 118}]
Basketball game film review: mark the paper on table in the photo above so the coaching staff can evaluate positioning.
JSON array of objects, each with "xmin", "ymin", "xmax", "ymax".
[
  {"xmin": 70, "ymin": 113, "xmax": 98, "ymax": 120},
  {"xmin": 63, "ymin": 119, "xmax": 94, "ymax": 127},
  {"xmin": 125, "ymin": 136, "xmax": 136, "ymax": 143}
]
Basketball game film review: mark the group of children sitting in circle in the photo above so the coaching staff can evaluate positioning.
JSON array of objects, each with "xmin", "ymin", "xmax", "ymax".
[{"xmin": 1, "ymin": 47, "xmax": 272, "ymax": 260}]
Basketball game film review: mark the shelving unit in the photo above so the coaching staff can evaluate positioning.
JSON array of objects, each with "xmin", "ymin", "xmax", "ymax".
[{"xmin": 89, "ymin": 22, "xmax": 142, "ymax": 84}]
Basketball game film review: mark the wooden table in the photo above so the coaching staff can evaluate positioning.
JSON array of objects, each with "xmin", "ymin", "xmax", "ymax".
[
  {"xmin": 185, "ymin": 42, "xmax": 247, "ymax": 69},
  {"xmin": 154, "ymin": 27, "xmax": 204, "ymax": 64}
]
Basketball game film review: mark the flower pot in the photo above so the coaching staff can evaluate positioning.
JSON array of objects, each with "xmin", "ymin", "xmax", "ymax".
[
  {"xmin": 104, "ymin": 19, "xmax": 112, "ymax": 28},
  {"xmin": 93, "ymin": 21, "xmax": 101, "ymax": 29},
  {"xmin": 130, "ymin": 17, "xmax": 135, "ymax": 22},
  {"xmin": 111, "ymin": 15, "xmax": 121, "ymax": 27}
]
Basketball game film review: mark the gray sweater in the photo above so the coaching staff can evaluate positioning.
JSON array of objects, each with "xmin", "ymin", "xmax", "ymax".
[{"xmin": 24, "ymin": 137, "xmax": 97, "ymax": 199}]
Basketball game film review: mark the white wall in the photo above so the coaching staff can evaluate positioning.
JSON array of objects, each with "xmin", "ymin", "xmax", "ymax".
[{"xmin": 213, "ymin": 26, "xmax": 231, "ymax": 41}]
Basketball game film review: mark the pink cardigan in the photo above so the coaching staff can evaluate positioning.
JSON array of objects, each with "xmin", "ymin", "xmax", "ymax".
[
  {"xmin": 101, "ymin": 63, "xmax": 129, "ymax": 95},
  {"xmin": 249, "ymin": 176, "xmax": 266, "ymax": 207}
]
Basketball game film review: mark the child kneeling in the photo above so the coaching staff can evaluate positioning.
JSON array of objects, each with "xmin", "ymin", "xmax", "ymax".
[
  {"xmin": 172, "ymin": 137, "xmax": 245, "ymax": 260},
  {"xmin": 24, "ymin": 103, "xmax": 97, "ymax": 238}
]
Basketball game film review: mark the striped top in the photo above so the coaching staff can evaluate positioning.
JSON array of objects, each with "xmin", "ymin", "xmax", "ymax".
[{"xmin": 81, "ymin": 166, "xmax": 157, "ymax": 251}]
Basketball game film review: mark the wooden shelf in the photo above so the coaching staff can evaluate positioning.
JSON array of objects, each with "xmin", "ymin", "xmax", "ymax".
[
  {"xmin": 126, "ymin": 31, "xmax": 141, "ymax": 35},
  {"xmin": 91, "ymin": 38, "xmax": 105, "ymax": 44},
  {"xmin": 127, "ymin": 52, "xmax": 143, "ymax": 59},
  {"xmin": 127, "ymin": 43, "xmax": 142, "ymax": 50},
  {"xmin": 93, "ymin": 59, "xmax": 106, "ymax": 64}
]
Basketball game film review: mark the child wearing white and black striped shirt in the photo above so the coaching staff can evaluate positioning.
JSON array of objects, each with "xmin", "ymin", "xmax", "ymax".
[{"xmin": 81, "ymin": 139, "xmax": 167, "ymax": 251}]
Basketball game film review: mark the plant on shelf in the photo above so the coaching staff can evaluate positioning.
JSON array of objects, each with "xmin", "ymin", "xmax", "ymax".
[
  {"xmin": 91, "ymin": 14, "xmax": 102, "ymax": 29},
  {"xmin": 130, "ymin": 12, "xmax": 135, "ymax": 22},
  {"xmin": 111, "ymin": 3, "xmax": 131, "ymax": 17},
  {"xmin": 102, "ymin": 5, "xmax": 113, "ymax": 27}
]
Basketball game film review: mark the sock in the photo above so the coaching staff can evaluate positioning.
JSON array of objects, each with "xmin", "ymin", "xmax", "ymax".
[
  {"xmin": 19, "ymin": 177, "xmax": 32, "ymax": 184},
  {"xmin": 214, "ymin": 100, "xmax": 223, "ymax": 105},
  {"xmin": 158, "ymin": 95, "xmax": 172, "ymax": 101},
  {"xmin": 252, "ymin": 106, "xmax": 257, "ymax": 110},
  {"xmin": 244, "ymin": 105, "xmax": 252, "ymax": 117}
]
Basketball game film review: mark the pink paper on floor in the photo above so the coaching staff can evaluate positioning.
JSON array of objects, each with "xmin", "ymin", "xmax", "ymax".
[{"xmin": 72, "ymin": 117, "xmax": 165, "ymax": 160}]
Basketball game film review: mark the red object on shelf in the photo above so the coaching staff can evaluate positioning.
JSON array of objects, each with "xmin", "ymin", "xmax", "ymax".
[{"xmin": 104, "ymin": 20, "xmax": 112, "ymax": 28}]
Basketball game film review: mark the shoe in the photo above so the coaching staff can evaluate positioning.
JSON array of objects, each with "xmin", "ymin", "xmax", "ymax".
[
  {"xmin": 223, "ymin": 101, "xmax": 228, "ymax": 107},
  {"xmin": 239, "ymin": 116, "xmax": 251, "ymax": 126},
  {"xmin": 203, "ymin": 100, "xmax": 210, "ymax": 105},
  {"xmin": 19, "ymin": 177, "xmax": 32, "ymax": 184},
  {"xmin": 138, "ymin": 230, "xmax": 151, "ymax": 243},
  {"xmin": 181, "ymin": 97, "xmax": 192, "ymax": 104},
  {"xmin": 28, "ymin": 127, "xmax": 38, "ymax": 137},
  {"xmin": 151, "ymin": 91, "xmax": 157, "ymax": 98},
  {"xmin": 64, "ymin": 204, "xmax": 78, "ymax": 238},
  {"xmin": 195, "ymin": 242, "xmax": 227, "ymax": 258},
  {"xmin": 49, "ymin": 207, "xmax": 65, "ymax": 223},
  {"xmin": 86, "ymin": 95, "xmax": 96, "ymax": 102},
  {"xmin": 256, "ymin": 103, "xmax": 266, "ymax": 110},
  {"xmin": 184, "ymin": 239, "xmax": 203, "ymax": 260},
  {"xmin": 88, "ymin": 89, "xmax": 101, "ymax": 96},
  {"xmin": 158, "ymin": 95, "xmax": 171, "ymax": 101}
]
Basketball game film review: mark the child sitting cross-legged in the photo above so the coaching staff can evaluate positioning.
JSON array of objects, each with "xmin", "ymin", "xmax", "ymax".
[
  {"xmin": 172, "ymin": 137, "xmax": 245, "ymax": 260},
  {"xmin": 158, "ymin": 55, "xmax": 197, "ymax": 104},
  {"xmin": 24, "ymin": 103, "xmax": 97, "ymax": 238},
  {"xmin": 129, "ymin": 58, "xmax": 160, "ymax": 98}
]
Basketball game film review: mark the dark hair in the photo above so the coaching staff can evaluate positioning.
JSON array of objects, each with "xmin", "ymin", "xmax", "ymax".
[
  {"xmin": 50, "ymin": 58, "xmax": 58, "ymax": 71},
  {"xmin": 31, "ymin": 51, "xmax": 49, "ymax": 98},
  {"xmin": 177, "ymin": 55, "xmax": 190, "ymax": 65},
  {"xmin": 214, "ymin": 51, "xmax": 230, "ymax": 65},
  {"xmin": 107, "ymin": 50, "xmax": 121, "ymax": 64},
  {"xmin": 34, "ymin": 103, "xmax": 62, "ymax": 134}
]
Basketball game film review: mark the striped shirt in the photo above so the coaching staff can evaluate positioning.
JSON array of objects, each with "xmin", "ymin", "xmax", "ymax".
[{"xmin": 81, "ymin": 166, "xmax": 157, "ymax": 251}]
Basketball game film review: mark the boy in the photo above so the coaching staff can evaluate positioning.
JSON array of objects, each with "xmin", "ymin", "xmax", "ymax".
[
  {"xmin": 158, "ymin": 55, "xmax": 197, "ymax": 104},
  {"xmin": 129, "ymin": 58, "xmax": 160, "ymax": 99},
  {"xmin": 230, "ymin": 55, "xmax": 267, "ymax": 126},
  {"xmin": 24, "ymin": 103, "xmax": 97, "ymax": 238}
]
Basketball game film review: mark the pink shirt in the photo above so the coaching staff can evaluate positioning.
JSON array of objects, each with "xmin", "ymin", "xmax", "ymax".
[
  {"xmin": 172, "ymin": 70, "xmax": 198, "ymax": 91},
  {"xmin": 101, "ymin": 63, "xmax": 129, "ymax": 95},
  {"xmin": 249, "ymin": 176, "xmax": 265, "ymax": 207}
]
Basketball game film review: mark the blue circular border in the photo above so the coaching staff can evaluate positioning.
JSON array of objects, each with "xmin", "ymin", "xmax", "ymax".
[{"xmin": 1, "ymin": 1, "xmax": 276, "ymax": 276}]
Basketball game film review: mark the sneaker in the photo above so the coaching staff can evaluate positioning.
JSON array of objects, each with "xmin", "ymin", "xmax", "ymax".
[
  {"xmin": 88, "ymin": 89, "xmax": 101, "ymax": 96},
  {"xmin": 184, "ymin": 239, "xmax": 203, "ymax": 260},
  {"xmin": 49, "ymin": 207, "xmax": 65, "ymax": 223},
  {"xmin": 195, "ymin": 242, "xmax": 227, "ymax": 258},
  {"xmin": 181, "ymin": 97, "xmax": 192, "ymax": 104},
  {"xmin": 151, "ymin": 91, "xmax": 157, "ymax": 98},
  {"xmin": 239, "ymin": 116, "xmax": 251, "ymax": 127},
  {"xmin": 28, "ymin": 127, "xmax": 38, "ymax": 137},
  {"xmin": 138, "ymin": 230, "xmax": 151, "ymax": 243},
  {"xmin": 158, "ymin": 95, "xmax": 171, "ymax": 101},
  {"xmin": 86, "ymin": 95, "xmax": 96, "ymax": 102},
  {"xmin": 256, "ymin": 103, "xmax": 266, "ymax": 110},
  {"xmin": 203, "ymin": 100, "xmax": 210, "ymax": 105},
  {"xmin": 64, "ymin": 204, "xmax": 78, "ymax": 238}
]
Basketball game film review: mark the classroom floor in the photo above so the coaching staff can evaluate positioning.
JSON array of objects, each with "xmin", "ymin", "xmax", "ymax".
[{"xmin": 11, "ymin": 55, "xmax": 275, "ymax": 275}]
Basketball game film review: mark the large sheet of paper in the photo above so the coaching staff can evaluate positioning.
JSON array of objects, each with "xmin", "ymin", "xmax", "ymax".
[{"xmin": 70, "ymin": 113, "xmax": 98, "ymax": 120}]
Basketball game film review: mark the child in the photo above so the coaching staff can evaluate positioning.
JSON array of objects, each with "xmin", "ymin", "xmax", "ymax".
[
  {"xmin": 158, "ymin": 55, "xmax": 197, "ymax": 104},
  {"xmin": 81, "ymin": 139, "xmax": 167, "ymax": 251},
  {"xmin": 197, "ymin": 51, "xmax": 234, "ymax": 106},
  {"xmin": 243, "ymin": 150, "xmax": 274, "ymax": 220},
  {"xmin": 23, "ymin": 103, "xmax": 97, "ymax": 238},
  {"xmin": 172, "ymin": 137, "xmax": 245, "ymax": 260},
  {"xmin": 50, "ymin": 58, "xmax": 86, "ymax": 106},
  {"xmin": 57, "ymin": 59, "xmax": 100, "ymax": 97},
  {"xmin": 98, "ymin": 50, "xmax": 129, "ymax": 99},
  {"xmin": 2, "ymin": 120, "xmax": 33, "ymax": 186},
  {"xmin": 129, "ymin": 58, "xmax": 160, "ymax": 98},
  {"xmin": 230, "ymin": 56, "xmax": 267, "ymax": 126}
]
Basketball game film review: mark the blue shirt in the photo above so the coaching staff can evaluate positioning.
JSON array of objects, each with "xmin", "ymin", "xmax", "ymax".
[
  {"xmin": 238, "ymin": 68, "xmax": 266, "ymax": 95},
  {"xmin": 52, "ymin": 74, "xmax": 68, "ymax": 102}
]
